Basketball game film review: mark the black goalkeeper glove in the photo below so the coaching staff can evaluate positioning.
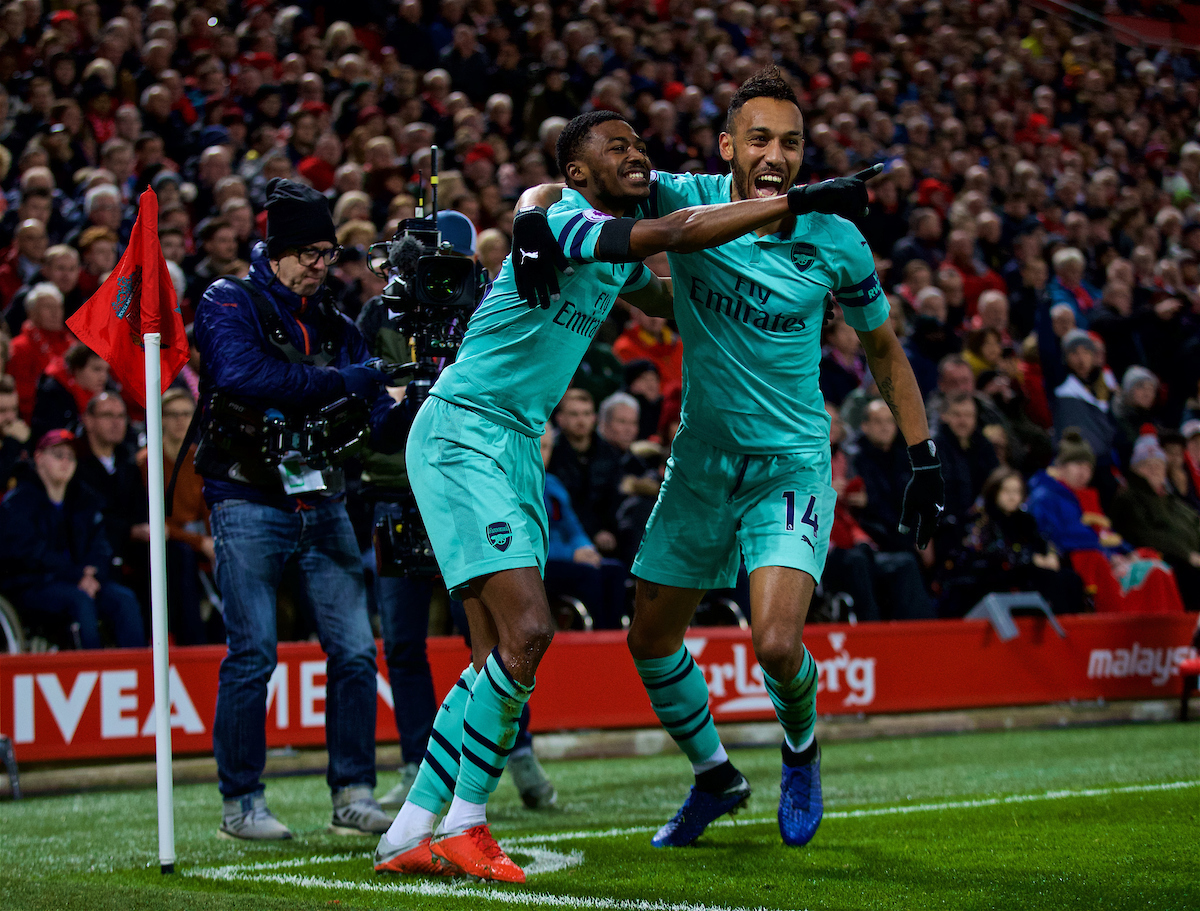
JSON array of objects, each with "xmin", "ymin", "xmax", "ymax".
[
  {"xmin": 899, "ymin": 439, "xmax": 945, "ymax": 550},
  {"xmin": 787, "ymin": 163, "xmax": 883, "ymax": 220},
  {"xmin": 512, "ymin": 205, "xmax": 573, "ymax": 309}
]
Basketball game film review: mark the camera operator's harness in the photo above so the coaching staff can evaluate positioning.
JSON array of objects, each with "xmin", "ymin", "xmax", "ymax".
[{"xmin": 168, "ymin": 278, "xmax": 372, "ymax": 509}]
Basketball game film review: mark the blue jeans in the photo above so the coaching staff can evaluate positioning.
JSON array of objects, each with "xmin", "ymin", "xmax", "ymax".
[
  {"xmin": 374, "ymin": 501, "xmax": 437, "ymax": 765},
  {"xmin": 211, "ymin": 498, "xmax": 378, "ymax": 799},
  {"xmin": 14, "ymin": 580, "xmax": 145, "ymax": 649}
]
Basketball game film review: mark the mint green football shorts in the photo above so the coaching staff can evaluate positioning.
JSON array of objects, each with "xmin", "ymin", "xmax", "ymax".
[
  {"xmin": 632, "ymin": 426, "xmax": 836, "ymax": 591},
  {"xmin": 406, "ymin": 395, "xmax": 547, "ymax": 596}
]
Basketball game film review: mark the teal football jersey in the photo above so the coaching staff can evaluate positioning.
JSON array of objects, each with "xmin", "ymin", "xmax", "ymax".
[
  {"xmin": 646, "ymin": 170, "xmax": 889, "ymax": 455},
  {"xmin": 430, "ymin": 188, "xmax": 651, "ymax": 437}
]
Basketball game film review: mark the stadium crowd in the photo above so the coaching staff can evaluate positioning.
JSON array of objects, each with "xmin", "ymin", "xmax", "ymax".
[{"xmin": 2, "ymin": 0, "xmax": 1200, "ymax": 648}]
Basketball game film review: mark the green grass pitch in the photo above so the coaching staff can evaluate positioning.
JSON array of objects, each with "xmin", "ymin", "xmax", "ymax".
[{"xmin": 2, "ymin": 723, "xmax": 1198, "ymax": 911}]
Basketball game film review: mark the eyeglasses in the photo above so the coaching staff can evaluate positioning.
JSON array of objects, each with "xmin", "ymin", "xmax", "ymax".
[{"xmin": 293, "ymin": 245, "xmax": 342, "ymax": 267}]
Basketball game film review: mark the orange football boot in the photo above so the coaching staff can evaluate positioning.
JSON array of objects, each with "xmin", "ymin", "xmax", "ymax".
[
  {"xmin": 374, "ymin": 834, "xmax": 461, "ymax": 876},
  {"xmin": 430, "ymin": 823, "xmax": 525, "ymax": 883}
]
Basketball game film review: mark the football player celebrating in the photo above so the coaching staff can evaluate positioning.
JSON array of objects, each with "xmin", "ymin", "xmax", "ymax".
[
  {"xmin": 374, "ymin": 109, "xmax": 879, "ymax": 882},
  {"xmin": 514, "ymin": 68, "xmax": 942, "ymax": 850}
]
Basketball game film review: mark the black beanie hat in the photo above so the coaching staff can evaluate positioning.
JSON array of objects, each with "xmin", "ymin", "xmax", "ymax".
[
  {"xmin": 623, "ymin": 359, "xmax": 659, "ymax": 389},
  {"xmin": 265, "ymin": 178, "xmax": 337, "ymax": 259}
]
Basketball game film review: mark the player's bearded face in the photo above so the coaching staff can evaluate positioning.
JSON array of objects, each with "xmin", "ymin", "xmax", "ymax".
[{"xmin": 722, "ymin": 98, "xmax": 804, "ymax": 201}]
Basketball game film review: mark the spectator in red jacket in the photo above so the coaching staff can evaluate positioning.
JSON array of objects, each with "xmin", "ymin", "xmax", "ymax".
[
  {"xmin": 944, "ymin": 228, "xmax": 1007, "ymax": 319},
  {"xmin": 6, "ymin": 282, "xmax": 75, "ymax": 422},
  {"xmin": 611, "ymin": 307, "xmax": 683, "ymax": 402}
]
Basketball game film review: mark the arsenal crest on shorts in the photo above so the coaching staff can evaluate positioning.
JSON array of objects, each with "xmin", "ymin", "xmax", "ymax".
[{"xmin": 486, "ymin": 522, "xmax": 513, "ymax": 551}]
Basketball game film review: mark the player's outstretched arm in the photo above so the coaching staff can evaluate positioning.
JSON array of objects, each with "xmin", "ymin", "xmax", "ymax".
[
  {"xmin": 857, "ymin": 321, "xmax": 945, "ymax": 548},
  {"xmin": 512, "ymin": 168, "xmax": 880, "ymax": 304},
  {"xmin": 517, "ymin": 180, "xmax": 794, "ymax": 257},
  {"xmin": 628, "ymin": 164, "xmax": 881, "ymax": 256}
]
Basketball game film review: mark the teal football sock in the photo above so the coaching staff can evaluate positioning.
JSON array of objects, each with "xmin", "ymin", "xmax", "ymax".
[
  {"xmin": 406, "ymin": 664, "xmax": 478, "ymax": 815},
  {"xmin": 633, "ymin": 645, "xmax": 721, "ymax": 765},
  {"xmin": 455, "ymin": 648, "xmax": 533, "ymax": 805},
  {"xmin": 762, "ymin": 646, "xmax": 818, "ymax": 753}
]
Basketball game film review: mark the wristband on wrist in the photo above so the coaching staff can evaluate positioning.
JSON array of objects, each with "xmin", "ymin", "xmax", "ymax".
[
  {"xmin": 786, "ymin": 185, "xmax": 809, "ymax": 216},
  {"xmin": 908, "ymin": 439, "xmax": 939, "ymax": 467}
]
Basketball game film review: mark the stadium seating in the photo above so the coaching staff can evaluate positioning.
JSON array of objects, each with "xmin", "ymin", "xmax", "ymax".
[{"xmin": 1179, "ymin": 655, "xmax": 1200, "ymax": 720}]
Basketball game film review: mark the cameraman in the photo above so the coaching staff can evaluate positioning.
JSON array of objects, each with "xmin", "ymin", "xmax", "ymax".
[{"xmin": 195, "ymin": 178, "xmax": 407, "ymax": 841}]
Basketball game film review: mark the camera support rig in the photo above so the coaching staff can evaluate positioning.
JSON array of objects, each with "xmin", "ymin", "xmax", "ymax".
[{"xmin": 366, "ymin": 146, "xmax": 486, "ymax": 576}]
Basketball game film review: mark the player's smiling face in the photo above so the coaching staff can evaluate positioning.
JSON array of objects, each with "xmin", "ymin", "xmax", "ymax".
[
  {"xmin": 570, "ymin": 120, "xmax": 652, "ymax": 214},
  {"xmin": 720, "ymin": 97, "xmax": 804, "ymax": 201}
]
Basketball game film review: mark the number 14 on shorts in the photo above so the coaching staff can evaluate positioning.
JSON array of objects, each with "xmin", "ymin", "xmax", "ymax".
[
  {"xmin": 783, "ymin": 492, "xmax": 819, "ymax": 556},
  {"xmin": 782, "ymin": 491, "xmax": 818, "ymax": 536}
]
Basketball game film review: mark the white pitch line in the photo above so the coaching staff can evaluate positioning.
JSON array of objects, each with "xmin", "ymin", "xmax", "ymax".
[
  {"xmin": 190, "ymin": 861, "xmax": 774, "ymax": 911},
  {"xmin": 506, "ymin": 779, "xmax": 1200, "ymax": 846},
  {"xmin": 188, "ymin": 780, "xmax": 1199, "ymax": 911}
]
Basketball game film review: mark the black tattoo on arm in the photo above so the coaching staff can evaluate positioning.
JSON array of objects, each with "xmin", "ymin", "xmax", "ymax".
[
  {"xmin": 877, "ymin": 375, "xmax": 901, "ymax": 424},
  {"xmin": 644, "ymin": 583, "xmax": 660, "ymax": 601}
]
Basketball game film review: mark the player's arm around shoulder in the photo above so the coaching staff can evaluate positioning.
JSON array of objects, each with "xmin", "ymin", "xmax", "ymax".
[
  {"xmin": 620, "ymin": 270, "xmax": 673, "ymax": 318},
  {"xmin": 517, "ymin": 183, "xmax": 566, "ymax": 211}
]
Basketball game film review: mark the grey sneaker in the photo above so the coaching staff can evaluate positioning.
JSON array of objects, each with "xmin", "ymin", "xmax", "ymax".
[
  {"xmin": 508, "ymin": 749, "xmax": 557, "ymax": 809},
  {"xmin": 330, "ymin": 785, "xmax": 395, "ymax": 835},
  {"xmin": 218, "ymin": 791, "xmax": 293, "ymax": 841},
  {"xmin": 378, "ymin": 762, "xmax": 421, "ymax": 811}
]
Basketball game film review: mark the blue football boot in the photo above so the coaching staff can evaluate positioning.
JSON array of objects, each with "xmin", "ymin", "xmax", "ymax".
[
  {"xmin": 652, "ymin": 773, "xmax": 752, "ymax": 848},
  {"xmin": 778, "ymin": 743, "xmax": 823, "ymax": 847}
]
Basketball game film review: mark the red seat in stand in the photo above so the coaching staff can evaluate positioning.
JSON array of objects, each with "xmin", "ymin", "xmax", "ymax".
[{"xmin": 1180, "ymin": 656, "xmax": 1200, "ymax": 721}]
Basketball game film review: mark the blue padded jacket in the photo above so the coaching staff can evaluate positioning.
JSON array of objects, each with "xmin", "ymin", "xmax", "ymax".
[{"xmin": 194, "ymin": 242, "xmax": 396, "ymax": 509}]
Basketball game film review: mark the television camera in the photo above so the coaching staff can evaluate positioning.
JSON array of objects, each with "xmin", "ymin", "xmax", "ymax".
[{"xmin": 368, "ymin": 146, "xmax": 486, "ymax": 576}]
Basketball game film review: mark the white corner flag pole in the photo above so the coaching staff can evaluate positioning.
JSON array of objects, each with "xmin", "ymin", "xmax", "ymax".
[{"xmin": 143, "ymin": 331, "xmax": 176, "ymax": 874}]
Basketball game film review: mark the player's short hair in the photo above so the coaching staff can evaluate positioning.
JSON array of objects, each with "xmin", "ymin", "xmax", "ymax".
[
  {"xmin": 555, "ymin": 111, "xmax": 628, "ymax": 187},
  {"xmin": 725, "ymin": 65, "xmax": 799, "ymax": 134}
]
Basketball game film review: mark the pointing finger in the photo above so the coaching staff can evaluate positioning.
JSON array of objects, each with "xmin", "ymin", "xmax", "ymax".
[{"xmin": 853, "ymin": 163, "xmax": 885, "ymax": 182}]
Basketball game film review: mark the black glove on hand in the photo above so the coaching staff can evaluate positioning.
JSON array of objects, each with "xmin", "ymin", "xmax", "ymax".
[
  {"xmin": 899, "ymin": 439, "xmax": 945, "ymax": 549},
  {"xmin": 787, "ymin": 163, "xmax": 884, "ymax": 220},
  {"xmin": 340, "ymin": 364, "xmax": 388, "ymax": 401},
  {"xmin": 512, "ymin": 205, "xmax": 573, "ymax": 309}
]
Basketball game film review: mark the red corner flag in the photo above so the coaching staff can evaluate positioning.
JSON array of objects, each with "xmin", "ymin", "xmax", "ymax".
[{"xmin": 67, "ymin": 188, "xmax": 187, "ymax": 408}]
